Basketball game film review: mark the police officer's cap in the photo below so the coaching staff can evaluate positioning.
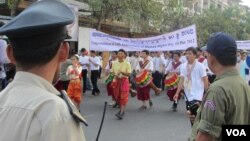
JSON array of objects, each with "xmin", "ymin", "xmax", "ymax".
[
  {"xmin": 0, "ymin": 0, "xmax": 74, "ymax": 42},
  {"xmin": 204, "ymin": 32, "xmax": 237, "ymax": 57}
]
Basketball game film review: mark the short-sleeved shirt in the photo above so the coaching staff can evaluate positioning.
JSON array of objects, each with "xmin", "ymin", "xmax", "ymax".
[
  {"xmin": 180, "ymin": 60, "xmax": 207, "ymax": 101},
  {"xmin": 190, "ymin": 69, "xmax": 250, "ymax": 141},
  {"xmin": 89, "ymin": 56, "xmax": 101, "ymax": 70},
  {"xmin": 165, "ymin": 61, "xmax": 181, "ymax": 74},
  {"xmin": 111, "ymin": 60, "xmax": 132, "ymax": 77},
  {"xmin": 136, "ymin": 57, "xmax": 153, "ymax": 72},
  {"xmin": 79, "ymin": 55, "xmax": 89, "ymax": 70},
  {"xmin": 0, "ymin": 39, "xmax": 10, "ymax": 79},
  {"xmin": 0, "ymin": 72, "xmax": 86, "ymax": 141}
]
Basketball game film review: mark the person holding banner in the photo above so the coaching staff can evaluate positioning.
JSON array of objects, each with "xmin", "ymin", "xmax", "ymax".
[
  {"xmin": 136, "ymin": 50, "xmax": 162, "ymax": 109},
  {"xmin": 111, "ymin": 49, "xmax": 131, "ymax": 119},
  {"xmin": 165, "ymin": 51, "xmax": 182, "ymax": 111},
  {"xmin": 105, "ymin": 51, "xmax": 118, "ymax": 106}
]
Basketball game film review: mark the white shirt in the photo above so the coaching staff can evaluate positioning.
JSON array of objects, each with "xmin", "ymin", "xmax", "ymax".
[
  {"xmin": 0, "ymin": 39, "xmax": 10, "ymax": 79},
  {"xmin": 152, "ymin": 56, "xmax": 165, "ymax": 72},
  {"xmin": 165, "ymin": 61, "xmax": 181, "ymax": 74},
  {"xmin": 180, "ymin": 55, "xmax": 187, "ymax": 64},
  {"xmin": 129, "ymin": 56, "xmax": 142, "ymax": 71},
  {"xmin": 89, "ymin": 56, "xmax": 101, "ymax": 70},
  {"xmin": 79, "ymin": 55, "xmax": 89, "ymax": 70},
  {"xmin": 164, "ymin": 58, "xmax": 172, "ymax": 70},
  {"xmin": 0, "ymin": 72, "xmax": 86, "ymax": 141},
  {"xmin": 136, "ymin": 57, "xmax": 153, "ymax": 72},
  {"xmin": 180, "ymin": 60, "xmax": 207, "ymax": 101},
  {"xmin": 105, "ymin": 59, "xmax": 118, "ymax": 73}
]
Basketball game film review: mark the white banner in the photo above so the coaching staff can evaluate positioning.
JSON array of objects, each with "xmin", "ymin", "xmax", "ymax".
[
  {"xmin": 237, "ymin": 41, "xmax": 250, "ymax": 50},
  {"xmin": 90, "ymin": 25, "xmax": 197, "ymax": 51}
]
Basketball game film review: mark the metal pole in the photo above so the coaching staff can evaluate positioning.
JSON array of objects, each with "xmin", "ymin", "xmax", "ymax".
[{"xmin": 96, "ymin": 101, "xmax": 107, "ymax": 141}]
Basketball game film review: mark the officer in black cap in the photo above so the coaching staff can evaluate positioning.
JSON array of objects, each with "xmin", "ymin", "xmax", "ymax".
[
  {"xmin": 188, "ymin": 32, "xmax": 250, "ymax": 141},
  {"xmin": 0, "ymin": 0, "xmax": 86, "ymax": 141}
]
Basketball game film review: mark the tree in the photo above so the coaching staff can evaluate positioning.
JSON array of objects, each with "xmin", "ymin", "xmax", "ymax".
[
  {"xmin": 194, "ymin": 5, "xmax": 250, "ymax": 47},
  {"xmin": 7, "ymin": 0, "xmax": 21, "ymax": 17},
  {"xmin": 82, "ymin": 0, "xmax": 163, "ymax": 33}
]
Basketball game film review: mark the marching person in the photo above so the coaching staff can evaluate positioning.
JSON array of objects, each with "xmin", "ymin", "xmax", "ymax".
[
  {"xmin": 165, "ymin": 51, "xmax": 182, "ymax": 111},
  {"xmin": 173, "ymin": 47, "xmax": 208, "ymax": 124},
  {"xmin": 129, "ymin": 51, "xmax": 142, "ymax": 91},
  {"xmin": 54, "ymin": 57, "xmax": 71, "ymax": 91},
  {"xmin": 189, "ymin": 32, "xmax": 250, "ymax": 141},
  {"xmin": 0, "ymin": 0, "xmax": 86, "ymax": 140},
  {"xmin": 152, "ymin": 51, "xmax": 165, "ymax": 89},
  {"xmin": 79, "ymin": 48, "xmax": 90, "ymax": 94},
  {"xmin": 198, "ymin": 48, "xmax": 216, "ymax": 83},
  {"xmin": 162, "ymin": 51, "xmax": 172, "ymax": 90},
  {"xmin": 89, "ymin": 50, "xmax": 101, "ymax": 96},
  {"xmin": 105, "ymin": 51, "xmax": 118, "ymax": 106},
  {"xmin": 136, "ymin": 50, "xmax": 162, "ymax": 109},
  {"xmin": 111, "ymin": 49, "xmax": 131, "ymax": 119},
  {"xmin": 66, "ymin": 55, "xmax": 82, "ymax": 109},
  {"xmin": 0, "ymin": 34, "xmax": 9, "ymax": 91}
]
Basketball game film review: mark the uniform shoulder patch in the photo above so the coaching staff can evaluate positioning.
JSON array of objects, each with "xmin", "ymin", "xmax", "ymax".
[{"xmin": 204, "ymin": 100, "xmax": 216, "ymax": 111}]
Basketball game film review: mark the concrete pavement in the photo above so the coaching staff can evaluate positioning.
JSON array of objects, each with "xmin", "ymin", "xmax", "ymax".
[{"xmin": 80, "ymin": 82, "xmax": 191, "ymax": 141}]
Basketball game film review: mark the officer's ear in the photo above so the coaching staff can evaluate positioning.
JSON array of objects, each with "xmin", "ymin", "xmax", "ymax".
[
  {"xmin": 58, "ymin": 41, "xmax": 69, "ymax": 62},
  {"xmin": 6, "ymin": 44, "xmax": 17, "ymax": 64}
]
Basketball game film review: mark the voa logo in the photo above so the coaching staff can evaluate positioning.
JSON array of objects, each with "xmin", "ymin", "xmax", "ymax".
[{"xmin": 226, "ymin": 129, "xmax": 246, "ymax": 136}]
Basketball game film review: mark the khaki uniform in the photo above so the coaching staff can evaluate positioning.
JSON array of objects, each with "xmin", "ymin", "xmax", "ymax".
[
  {"xmin": 0, "ymin": 72, "xmax": 86, "ymax": 141},
  {"xmin": 190, "ymin": 69, "xmax": 250, "ymax": 141}
]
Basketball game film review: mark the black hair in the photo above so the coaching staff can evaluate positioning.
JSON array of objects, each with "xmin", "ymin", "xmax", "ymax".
[
  {"xmin": 142, "ymin": 50, "xmax": 149, "ymax": 55},
  {"xmin": 118, "ymin": 49, "xmax": 127, "ymax": 56},
  {"xmin": 112, "ymin": 51, "xmax": 118, "ymax": 55},
  {"xmin": 10, "ymin": 38, "xmax": 62, "ymax": 70},
  {"xmin": 90, "ymin": 50, "xmax": 96, "ymax": 54},
  {"xmin": 80, "ymin": 48, "xmax": 86, "ymax": 53},
  {"xmin": 214, "ymin": 48, "xmax": 236, "ymax": 66},
  {"xmin": 185, "ymin": 47, "xmax": 197, "ymax": 56},
  {"xmin": 197, "ymin": 48, "xmax": 202, "ymax": 52},
  {"xmin": 173, "ymin": 51, "xmax": 181, "ymax": 57}
]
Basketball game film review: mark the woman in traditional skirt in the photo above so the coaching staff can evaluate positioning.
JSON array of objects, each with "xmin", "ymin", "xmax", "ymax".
[
  {"xmin": 111, "ymin": 49, "xmax": 131, "ymax": 119},
  {"xmin": 66, "ymin": 55, "xmax": 82, "ymax": 109},
  {"xmin": 105, "ymin": 51, "xmax": 118, "ymax": 106}
]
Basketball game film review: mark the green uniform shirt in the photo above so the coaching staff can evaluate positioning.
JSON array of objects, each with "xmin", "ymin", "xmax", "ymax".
[{"xmin": 190, "ymin": 69, "xmax": 250, "ymax": 141}]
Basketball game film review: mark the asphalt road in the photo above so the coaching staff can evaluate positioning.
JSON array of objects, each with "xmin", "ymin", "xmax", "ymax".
[{"xmin": 80, "ymin": 81, "xmax": 191, "ymax": 141}]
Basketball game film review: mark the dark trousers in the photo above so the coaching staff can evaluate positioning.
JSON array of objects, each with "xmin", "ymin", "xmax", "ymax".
[
  {"xmin": 82, "ymin": 69, "xmax": 88, "ymax": 93},
  {"xmin": 99, "ymin": 67, "xmax": 102, "ymax": 79},
  {"xmin": 162, "ymin": 74, "xmax": 167, "ymax": 90},
  {"xmin": 152, "ymin": 71, "xmax": 162, "ymax": 88},
  {"xmin": 91, "ymin": 70, "xmax": 100, "ymax": 95},
  {"xmin": 61, "ymin": 80, "xmax": 70, "ymax": 91}
]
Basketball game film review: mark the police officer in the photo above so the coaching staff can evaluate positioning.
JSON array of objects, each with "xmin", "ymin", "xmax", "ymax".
[
  {"xmin": 189, "ymin": 32, "xmax": 250, "ymax": 141},
  {"xmin": 0, "ymin": 0, "xmax": 86, "ymax": 141}
]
